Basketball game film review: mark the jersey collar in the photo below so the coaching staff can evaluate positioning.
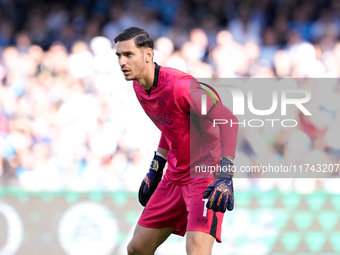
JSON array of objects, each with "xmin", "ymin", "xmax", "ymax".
[
  {"xmin": 145, "ymin": 62, "xmax": 160, "ymax": 96},
  {"xmin": 152, "ymin": 62, "xmax": 160, "ymax": 88}
]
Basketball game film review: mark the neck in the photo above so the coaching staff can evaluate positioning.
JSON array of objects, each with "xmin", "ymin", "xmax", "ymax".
[{"xmin": 136, "ymin": 62, "xmax": 155, "ymax": 90}]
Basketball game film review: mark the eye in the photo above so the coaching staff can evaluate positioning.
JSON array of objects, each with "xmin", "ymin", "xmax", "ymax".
[{"xmin": 127, "ymin": 53, "xmax": 132, "ymax": 57}]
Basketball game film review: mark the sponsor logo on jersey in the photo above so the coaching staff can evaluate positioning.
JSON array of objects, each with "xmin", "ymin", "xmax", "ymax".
[{"xmin": 147, "ymin": 113, "xmax": 173, "ymax": 125}]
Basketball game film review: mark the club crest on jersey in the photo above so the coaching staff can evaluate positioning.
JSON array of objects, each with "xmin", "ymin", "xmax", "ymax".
[
  {"xmin": 158, "ymin": 97, "xmax": 166, "ymax": 108},
  {"xmin": 140, "ymin": 99, "xmax": 146, "ymax": 104}
]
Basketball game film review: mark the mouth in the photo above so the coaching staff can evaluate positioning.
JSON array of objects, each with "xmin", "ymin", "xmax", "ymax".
[{"xmin": 122, "ymin": 70, "xmax": 130, "ymax": 75}]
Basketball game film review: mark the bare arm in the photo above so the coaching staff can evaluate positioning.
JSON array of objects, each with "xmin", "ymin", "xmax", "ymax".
[
  {"xmin": 157, "ymin": 147, "xmax": 169, "ymax": 158},
  {"xmin": 157, "ymin": 133, "xmax": 169, "ymax": 159},
  {"xmin": 221, "ymin": 155, "xmax": 234, "ymax": 162}
]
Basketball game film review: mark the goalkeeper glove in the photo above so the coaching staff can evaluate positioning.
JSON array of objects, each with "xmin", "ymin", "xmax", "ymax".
[
  {"xmin": 138, "ymin": 152, "xmax": 166, "ymax": 207},
  {"xmin": 202, "ymin": 157, "xmax": 234, "ymax": 213}
]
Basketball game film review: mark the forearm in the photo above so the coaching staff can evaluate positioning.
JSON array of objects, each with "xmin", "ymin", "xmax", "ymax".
[
  {"xmin": 156, "ymin": 147, "xmax": 169, "ymax": 158},
  {"xmin": 157, "ymin": 133, "xmax": 169, "ymax": 159},
  {"xmin": 221, "ymin": 155, "xmax": 234, "ymax": 162},
  {"xmin": 205, "ymin": 103, "xmax": 239, "ymax": 157}
]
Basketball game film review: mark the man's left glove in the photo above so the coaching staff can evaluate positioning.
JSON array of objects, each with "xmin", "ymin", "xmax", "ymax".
[
  {"xmin": 202, "ymin": 157, "xmax": 234, "ymax": 213},
  {"xmin": 138, "ymin": 152, "xmax": 166, "ymax": 207}
]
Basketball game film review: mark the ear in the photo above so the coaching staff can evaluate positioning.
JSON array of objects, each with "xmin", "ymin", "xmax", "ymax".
[{"xmin": 145, "ymin": 48, "xmax": 154, "ymax": 63}]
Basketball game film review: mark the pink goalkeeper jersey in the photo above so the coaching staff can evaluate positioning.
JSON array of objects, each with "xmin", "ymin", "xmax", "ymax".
[{"xmin": 133, "ymin": 63, "xmax": 238, "ymax": 184}]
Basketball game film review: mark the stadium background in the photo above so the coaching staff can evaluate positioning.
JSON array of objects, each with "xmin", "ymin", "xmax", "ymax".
[{"xmin": 0, "ymin": 0, "xmax": 340, "ymax": 254}]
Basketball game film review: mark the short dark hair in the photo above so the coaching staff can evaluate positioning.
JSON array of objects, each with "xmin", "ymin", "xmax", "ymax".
[{"xmin": 114, "ymin": 27, "xmax": 154, "ymax": 49}]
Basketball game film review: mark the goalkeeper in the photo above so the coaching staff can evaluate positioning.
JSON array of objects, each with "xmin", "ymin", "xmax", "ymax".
[{"xmin": 115, "ymin": 27, "xmax": 238, "ymax": 255}]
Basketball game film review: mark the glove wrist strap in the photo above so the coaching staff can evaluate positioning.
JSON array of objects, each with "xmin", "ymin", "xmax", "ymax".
[
  {"xmin": 218, "ymin": 172, "xmax": 233, "ymax": 179},
  {"xmin": 150, "ymin": 152, "xmax": 167, "ymax": 173},
  {"xmin": 218, "ymin": 157, "xmax": 234, "ymax": 179},
  {"xmin": 155, "ymin": 151, "xmax": 167, "ymax": 160}
]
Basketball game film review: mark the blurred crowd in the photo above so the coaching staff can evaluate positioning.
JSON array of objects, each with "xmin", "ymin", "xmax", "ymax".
[{"xmin": 0, "ymin": 0, "xmax": 340, "ymax": 193}]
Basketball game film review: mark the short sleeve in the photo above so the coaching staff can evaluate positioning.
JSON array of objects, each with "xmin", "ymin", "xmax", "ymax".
[{"xmin": 158, "ymin": 133, "xmax": 169, "ymax": 150}]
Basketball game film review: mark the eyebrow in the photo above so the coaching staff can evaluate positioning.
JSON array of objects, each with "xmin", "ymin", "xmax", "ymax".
[{"xmin": 115, "ymin": 51, "xmax": 133, "ymax": 56}]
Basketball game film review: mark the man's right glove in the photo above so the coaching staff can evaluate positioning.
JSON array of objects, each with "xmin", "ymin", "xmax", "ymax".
[
  {"xmin": 202, "ymin": 157, "xmax": 234, "ymax": 213},
  {"xmin": 138, "ymin": 152, "xmax": 166, "ymax": 207}
]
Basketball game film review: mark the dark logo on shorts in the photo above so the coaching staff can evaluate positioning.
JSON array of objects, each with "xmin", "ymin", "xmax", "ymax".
[
  {"xmin": 197, "ymin": 217, "xmax": 208, "ymax": 223},
  {"xmin": 158, "ymin": 97, "xmax": 166, "ymax": 108}
]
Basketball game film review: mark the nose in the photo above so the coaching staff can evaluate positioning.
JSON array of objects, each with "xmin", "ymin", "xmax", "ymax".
[{"xmin": 119, "ymin": 56, "xmax": 126, "ymax": 67}]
